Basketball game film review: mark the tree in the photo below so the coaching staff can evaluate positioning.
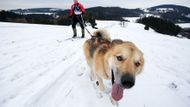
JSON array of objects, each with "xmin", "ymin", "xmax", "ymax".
[{"xmin": 137, "ymin": 17, "xmax": 182, "ymax": 36}]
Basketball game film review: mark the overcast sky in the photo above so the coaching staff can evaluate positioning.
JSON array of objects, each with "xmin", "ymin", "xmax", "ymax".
[{"xmin": 0, "ymin": 0, "xmax": 190, "ymax": 10}]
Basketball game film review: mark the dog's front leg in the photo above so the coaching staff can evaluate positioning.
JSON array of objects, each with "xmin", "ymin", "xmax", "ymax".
[
  {"xmin": 92, "ymin": 75, "xmax": 106, "ymax": 99},
  {"xmin": 96, "ymin": 75, "xmax": 105, "ymax": 92},
  {"xmin": 89, "ymin": 68, "xmax": 96, "ymax": 81}
]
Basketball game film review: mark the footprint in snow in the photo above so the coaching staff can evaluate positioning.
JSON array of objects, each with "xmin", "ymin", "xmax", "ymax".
[
  {"xmin": 168, "ymin": 82, "xmax": 178, "ymax": 89},
  {"xmin": 62, "ymin": 57, "xmax": 68, "ymax": 61},
  {"xmin": 56, "ymin": 40, "xmax": 63, "ymax": 43},
  {"xmin": 2, "ymin": 53, "xmax": 8, "ymax": 56},
  {"xmin": 12, "ymin": 55, "xmax": 19, "ymax": 58},
  {"xmin": 77, "ymin": 67, "xmax": 87, "ymax": 76},
  {"xmin": 77, "ymin": 72, "xmax": 84, "ymax": 77}
]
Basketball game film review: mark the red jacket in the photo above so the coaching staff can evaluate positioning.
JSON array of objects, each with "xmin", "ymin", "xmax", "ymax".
[{"xmin": 70, "ymin": 2, "xmax": 85, "ymax": 16}]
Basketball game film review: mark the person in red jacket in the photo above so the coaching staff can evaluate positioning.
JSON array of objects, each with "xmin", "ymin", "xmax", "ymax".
[{"xmin": 70, "ymin": 0, "xmax": 86, "ymax": 38}]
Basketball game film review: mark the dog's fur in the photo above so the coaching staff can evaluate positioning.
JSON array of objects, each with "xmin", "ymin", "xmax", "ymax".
[{"xmin": 83, "ymin": 29, "xmax": 144, "ymax": 103}]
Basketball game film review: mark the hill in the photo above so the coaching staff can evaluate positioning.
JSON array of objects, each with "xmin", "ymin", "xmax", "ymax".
[
  {"xmin": 9, "ymin": 4, "xmax": 190, "ymax": 23},
  {"xmin": 10, "ymin": 8, "xmax": 63, "ymax": 15},
  {"xmin": 145, "ymin": 4, "xmax": 190, "ymax": 23}
]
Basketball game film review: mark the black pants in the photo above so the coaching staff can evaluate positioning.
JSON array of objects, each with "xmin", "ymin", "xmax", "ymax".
[{"xmin": 72, "ymin": 15, "xmax": 84, "ymax": 29}]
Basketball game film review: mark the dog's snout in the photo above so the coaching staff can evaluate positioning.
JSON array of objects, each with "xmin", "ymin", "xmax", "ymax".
[{"xmin": 121, "ymin": 74, "xmax": 135, "ymax": 89}]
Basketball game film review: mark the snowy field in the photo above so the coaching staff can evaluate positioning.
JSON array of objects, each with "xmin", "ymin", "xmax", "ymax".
[{"xmin": 0, "ymin": 21, "xmax": 190, "ymax": 107}]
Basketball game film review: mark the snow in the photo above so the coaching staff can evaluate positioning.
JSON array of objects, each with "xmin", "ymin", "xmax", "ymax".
[
  {"xmin": 156, "ymin": 8, "xmax": 174, "ymax": 13},
  {"xmin": 177, "ymin": 23, "xmax": 190, "ymax": 28},
  {"xmin": 143, "ymin": 9, "xmax": 149, "ymax": 13},
  {"xmin": 49, "ymin": 8, "xmax": 62, "ymax": 11},
  {"xmin": 0, "ymin": 21, "xmax": 190, "ymax": 107},
  {"xmin": 123, "ymin": 17, "xmax": 140, "ymax": 23},
  {"xmin": 22, "ymin": 12, "xmax": 54, "ymax": 15},
  {"xmin": 185, "ymin": 14, "xmax": 190, "ymax": 18}
]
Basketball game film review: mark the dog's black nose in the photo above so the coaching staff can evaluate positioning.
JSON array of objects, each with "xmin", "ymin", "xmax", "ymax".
[{"xmin": 121, "ymin": 74, "xmax": 135, "ymax": 89}]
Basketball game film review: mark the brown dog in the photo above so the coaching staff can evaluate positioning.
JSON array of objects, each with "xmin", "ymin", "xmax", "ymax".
[{"xmin": 83, "ymin": 29, "xmax": 144, "ymax": 104}]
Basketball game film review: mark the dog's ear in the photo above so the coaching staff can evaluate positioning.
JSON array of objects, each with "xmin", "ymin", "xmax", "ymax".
[{"xmin": 111, "ymin": 39, "xmax": 123, "ymax": 46}]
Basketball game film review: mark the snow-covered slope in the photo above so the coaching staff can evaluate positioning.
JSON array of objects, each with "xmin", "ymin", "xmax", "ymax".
[
  {"xmin": 177, "ymin": 23, "xmax": 190, "ymax": 28},
  {"xmin": 0, "ymin": 21, "xmax": 190, "ymax": 107}
]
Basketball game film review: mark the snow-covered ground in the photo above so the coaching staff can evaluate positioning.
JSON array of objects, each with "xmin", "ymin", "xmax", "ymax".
[
  {"xmin": 123, "ymin": 17, "xmax": 139, "ymax": 23},
  {"xmin": 0, "ymin": 21, "xmax": 190, "ymax": 107}
]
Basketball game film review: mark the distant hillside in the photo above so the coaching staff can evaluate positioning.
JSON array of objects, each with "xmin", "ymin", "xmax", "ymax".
[
  {"xmin": 9, "ymin": 5, "xmax": 190, "ymax": 23},
  {"xmin": 84, "ymin": 7, "xmax": 143, "ymax": 20},
  {"xmin": 145, "ymin": 4, "xmax": 190, "ymax": 23},
  {"xmin": 56, "ymin": 6, "xmax": 143, "ymax": 20},
  {"xmin": 0, "ymin": 10, "xmax": 55, "ymax": 24},
  {"xmin": 148, "ymin": 4, "xmax": 190, "ymax": 14},
  {"xmin": 11, "ymin": 8, "xmax": 63, "ymax": 15}
]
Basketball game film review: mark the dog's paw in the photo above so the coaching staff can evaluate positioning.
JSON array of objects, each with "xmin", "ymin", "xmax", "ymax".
[
  {"xmin": 90, "ymin": 81, "xmax": 103, "ymax": 98},
  {"xmin": 110, "ymin": 96, "xmax": 119, "ymax": 106}
]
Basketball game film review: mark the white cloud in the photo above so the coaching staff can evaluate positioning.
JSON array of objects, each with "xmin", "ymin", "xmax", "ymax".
[
  {"xmin": 82, "ymin": 0, "xmax": 190, "ymax": 8},
  {"xmin": 0, "ymin": 0, "xmax": 189, "ymax": 10}
]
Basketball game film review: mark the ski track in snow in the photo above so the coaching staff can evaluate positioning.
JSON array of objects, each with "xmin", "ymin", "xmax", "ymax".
[{"xmin": 0, "ymin": 21, "xmax": 190, "ymax": 107}]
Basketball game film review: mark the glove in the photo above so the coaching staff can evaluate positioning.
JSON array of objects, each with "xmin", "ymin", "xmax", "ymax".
[{"xmin": 69, "ymin": 14, "xmax": 74, "ymax": 18}]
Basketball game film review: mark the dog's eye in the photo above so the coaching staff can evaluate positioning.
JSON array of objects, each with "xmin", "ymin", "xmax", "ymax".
[
  {"xmin": 135, "ymin": 62, "xmax": 141, "ymax": 67},
  {"xmin": 116, "ymin": 56, "xmax": 123, "ymax": 61}
]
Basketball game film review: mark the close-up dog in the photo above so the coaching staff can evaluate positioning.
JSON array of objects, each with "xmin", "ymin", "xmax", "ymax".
[{"xmin": 83, "ymin": 29, "xmax": 144, "ymax": 105}]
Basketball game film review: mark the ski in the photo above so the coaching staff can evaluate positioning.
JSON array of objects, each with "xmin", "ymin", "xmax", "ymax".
[{"xmin": 64, "ymin": 37, "xmax": 85, "ymax": 41}]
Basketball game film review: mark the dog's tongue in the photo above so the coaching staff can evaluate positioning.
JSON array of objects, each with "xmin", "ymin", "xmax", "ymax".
[{"xmin": 111, "ymin": 83, "xmax": 124, "ymax": 101}]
